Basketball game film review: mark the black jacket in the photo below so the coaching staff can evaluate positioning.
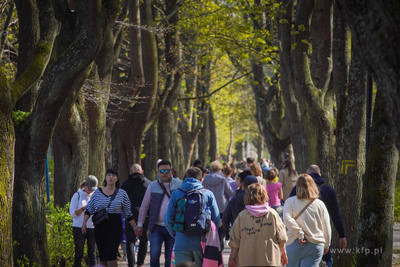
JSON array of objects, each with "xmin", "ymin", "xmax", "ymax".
[{"xmin": 121, "ymin": 173, "xmax": 151, "ymax": 219}]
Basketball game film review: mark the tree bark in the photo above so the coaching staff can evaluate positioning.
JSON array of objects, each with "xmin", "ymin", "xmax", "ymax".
[
  {"xmin": 12, "ymin": 1, "xmax": 117, "ymax": 265},
  {"xmin": 357, "ymin": 90, "xmax": 398, "ymax": 267},
  {"xmin": 144, "ymin": 122, "xmax": 158, "ymax": 180},
  {"xmin": 339, "ymin": 0, "xmax": 400, "ymax": 151},
  {"xmin": 208, "ymin": 108, "xmax": 217, "ymax": 162},
  {"xmin": 333, "ymin": 3, "xmax": 366, "ymax": 263}
]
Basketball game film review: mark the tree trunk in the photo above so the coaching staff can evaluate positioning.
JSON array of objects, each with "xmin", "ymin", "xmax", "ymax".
[
  {"xmin": 144, "ymin": 122, "xmax": 158, "ymax": 180},
  {"xmin": 208, "ymin": 108, "xmax": 217, "ymax": 162},
  {"xmin": 339, "ymin": 0, "xmax": 400, "ymax": 151},
  {"xmin": 0, "ymin": 83, "xmax": 15, "ymax": 266},
  {"xmin": 53, "ymin": 92, "xmax": 89, "ymax": 207},
  {"xmin": 12, "ymin": 1, "xmax": 116, "ymax": 265},
  {"xmin": 332, "ymin": 3, "xmax": 367, "ymax": 265},
  {"xmin": 357, "ymin": 91, "xmax": 398, "ymax": 267},
  {"xmin": 278, "ymin": 0, "xmax": 309, "ymax": 173},
  {"xmin": 198, "ymin": 108, "xmax": 210, "ymax": 166}
]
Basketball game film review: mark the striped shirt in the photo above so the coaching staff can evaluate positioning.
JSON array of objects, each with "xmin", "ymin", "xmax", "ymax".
[{"xmin": 85, "ymin": 188, "xmax": 134, "ymax": 221}]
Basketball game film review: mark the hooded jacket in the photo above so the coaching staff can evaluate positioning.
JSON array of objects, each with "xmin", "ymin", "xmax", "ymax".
[
  {"xmin": 203, "ymin": 172, "xmax": 236, "ymax": 213},
  {"xmin": 222, "ymin": 189, "xmax": 245, "ymax": 231},
  {"xmin": 164, "ymin": 178, "xmax": 220, "ymax": 252}
]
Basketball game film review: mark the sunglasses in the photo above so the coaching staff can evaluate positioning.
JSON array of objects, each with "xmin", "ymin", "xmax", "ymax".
[{"xmin": 159, "ymin": 169, "xmax": 171, "ymax": 174}]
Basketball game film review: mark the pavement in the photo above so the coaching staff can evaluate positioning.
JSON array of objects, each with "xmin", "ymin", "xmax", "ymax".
[{"xmin": 116, "ymin": 225, "xmax": 400, "ymax": 266}]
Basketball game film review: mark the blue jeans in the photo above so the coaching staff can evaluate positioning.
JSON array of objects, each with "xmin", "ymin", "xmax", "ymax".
[
  {"xmin": 149, "ymin": 225, "xmax": 175, "ymax": 267},
  {"xmin": 286, "ymin": 241, "xmax": 324, "ymax": 267},
  {"xmin": 175, "ymin": 250, "xmax": 203, "ymax": 266}
]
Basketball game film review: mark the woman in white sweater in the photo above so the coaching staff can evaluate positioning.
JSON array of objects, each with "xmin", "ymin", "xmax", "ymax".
[
  {"xmin": 69, "ymin": 175, "xmax": 98, "ymax": 267},
  {"xmin": 283, "ymin": 173, "xmax": 331, "ymax": 267}
]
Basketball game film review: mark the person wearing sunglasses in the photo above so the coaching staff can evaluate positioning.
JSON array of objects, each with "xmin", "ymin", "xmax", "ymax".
[{"xmin": 135, "ymin": 159, "xmax": 182, "ymax": 267}]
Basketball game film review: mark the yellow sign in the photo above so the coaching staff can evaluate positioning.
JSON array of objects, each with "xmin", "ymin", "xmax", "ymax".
[{"xmin": 341, "ymin": 160, "xmax": 355, "ymax": 174}]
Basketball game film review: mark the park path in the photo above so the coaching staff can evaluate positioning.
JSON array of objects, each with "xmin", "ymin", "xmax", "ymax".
[{"xmin": 117, "ymin": 224, "xmax": 400, "ymax": 266}]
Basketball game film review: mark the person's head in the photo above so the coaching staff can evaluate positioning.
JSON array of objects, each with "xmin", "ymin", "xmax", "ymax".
[
  {"xmin": 307, "ymin": 164, "xmax": 321, "ymax": 175},
  {"xmin": 296, "ymin": 173, "xmax": 319, "ymax": 200},
  {"xmin": 243, "ymin": 175, "xmax": 259, "ymax": 189},
  {"xmin": 184, "ymin": 167, "xmax": 202, "ymax": 180},
  {"xmin": 246, "ymin": 157, "xmax": 255, "ymax": 166},
  {"xmin": 237, "ymin": 170, "xmax": 252, "ymax": 188},
  {"xmin": 157, "ymin": 159, "xmax": 172, "ymax": 182},
  {"xmin": 282, "ymin": 160, "xmax": 295, "ymax": 175},
  {"xmin": 130, "ymin": 164, "xmax": 143, "ymax": 174},
  {"xmin": 210, "ymin": 160, "xmax": 222, "ymax": 172},
  {"xmin": 244, "ymin": 183, "xmax": 269, "ymax": 205},
  {"xmin": 223, "ymin": 165, "xmax": 232, "ymax": 177},
  {"xmin": 249, "ymin": 162, "xmax": 262, "ymax": 177},
  {"xmin": 103, "ymin": 168, "xmax": 120, "ymax": 188},
  {"xmin": 81, "ymin": 175, "xmax": 98, "ymax": 193},
  {"xmin": 193, "ymin": 158, "xmax": 202, "ymax": 167},
  {"xmin": 265, "ymin": 167, "xmax": 279, "ymax": 181}
]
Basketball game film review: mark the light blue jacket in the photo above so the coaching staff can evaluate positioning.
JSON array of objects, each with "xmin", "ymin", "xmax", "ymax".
[{"xmin": 164, "ymin": 178, "xmax": 220, "ymax": 252}]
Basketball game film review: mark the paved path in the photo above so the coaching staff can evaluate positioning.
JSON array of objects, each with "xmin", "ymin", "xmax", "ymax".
[{"xmin": 117, "ymin": 224, "xmax": 400, "ymax": 266}]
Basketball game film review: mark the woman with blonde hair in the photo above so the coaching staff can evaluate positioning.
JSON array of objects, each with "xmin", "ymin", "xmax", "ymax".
[
  {"xmin": 279, "ymin": 160, "xmax": 298, "ymax": 201},
  {"xmin": 249, "ymin": 162, "xmax": 267, "ymax": 187},
  {"xmin": 283, "ymin": 174, "xmax": 331, "ymax": 267},
  {"xmin": 228, "ymin": 183, "xmax": 288, "ymax": 267}
]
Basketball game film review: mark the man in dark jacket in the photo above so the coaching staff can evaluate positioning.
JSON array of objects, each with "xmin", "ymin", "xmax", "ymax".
[
  {"xmin": 289, "ymin": 165, "xmax": 347, "ymax": 267},
  {"xmin": 121, "ymin": 164, "xmax": 151, "ymax": 267}
]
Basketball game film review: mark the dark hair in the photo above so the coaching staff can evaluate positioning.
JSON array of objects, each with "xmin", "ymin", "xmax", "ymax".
[
  {"xmin": 283, "ymin": 160, "xmax": 296, "ymax": 176},
  {"xmin": 223, "ymin": 166, "xmax": 232, "ymax": 177},
  {"xmin": 184, "ymin": 167, "xmax": 202, "ymax": 180},
  {"xmin": 265, "ymin": 167, "xmax": 279, "ymax": 181},
  {"xmin": 197, "ymin": 165, "xmax": 207, "ymax": 175},
  {"xmin": 238, "ymin": 170, "xmax": 252, "ymax": 182},
  {"xmin": 246, "ymin": 157, "xmax": 255, "ymax": 165},
  {"xmin": 103, "ymin": 168, "xmax": 120, "ymax": 188},
  {"xmin": 193, "ymin": 158, "xmax": 202, "ymax": 167},
  {"xmin": 157, "ymin": 159, "xmax": 172, "ymax": 169}
]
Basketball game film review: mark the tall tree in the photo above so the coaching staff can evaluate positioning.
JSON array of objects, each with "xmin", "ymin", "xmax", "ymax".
[
  {"xmin": 339, "ymin": 0, "xmax": 400, "ymax": 151},
  {"xmin": 332, "ymin": 3, "xmax": 366, "ymax": 265},
  {"xmin": 0, "ymin": 0, "xmax": 59, "ymax": 263},
  {"xmin": 357, "ymin": 91, "xmax": 398, "ymax": 266},
  {"xmin": 12, "ymin": 1, "xmax": 119, "ymax": 265}
]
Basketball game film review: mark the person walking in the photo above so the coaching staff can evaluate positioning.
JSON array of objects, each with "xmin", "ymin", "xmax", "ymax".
[
  {"xmin": 279, "ymin": 160, "xmax": 298, "ymax": 201},
  {"xmin": 121, "ymin": 164, "xmax": 151, "ymax": 267},
  {"xmin": 289, "ymin": 165, "xmax": 347, "ymax": 267},
  {"xmin": 265, "ymin": 167, "xmax": 283, "ymax": 218},
  {"xmin": 82, "ymin": 168, "xmax": 137, "ymax": 267},
  {"xmin": 228, "ymin": 183, "xmax": 288, "ymax": 267},
  {"xmin": 283, "ymin": 173, "xmax": 331, "ymax": 267},
  {"xmin": 165, "ymin": 167, "xmax": 220, "ymax": 266},
  {"xmin": 69, "ymin": 175, "xmax": 98, "ymax": 267},
  {"xmin": 135, "ymin": 160, "xmax": 182, "ymax": 267}
]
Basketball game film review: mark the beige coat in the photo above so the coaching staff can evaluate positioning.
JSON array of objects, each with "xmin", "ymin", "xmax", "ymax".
[
  {"xmin": 229, "ymin": 208, "xmax": 288, "ymax": 266},
  {"xmin": 279, "ymin": 168, "xmax": 298, "ymax": 201}
]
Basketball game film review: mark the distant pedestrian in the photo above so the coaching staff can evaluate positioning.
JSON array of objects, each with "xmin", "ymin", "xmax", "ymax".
[
  {"xmin": 266, "ymin": 167, "xmax": 283, "ymax": 218},
  {"xmin": 121, "ymin": 164, "xmax": 151, "ymax": 267},
  {"xmin": 69, "ymin": 175, "xmax": 98, "ymax": 267},
  {"xmin": 279, "ymin": 160, "xmax": 298, "ymax": 201},
  {"xmin": 249, "ymin": 162, "xmax": 267, "ymax": 187}
]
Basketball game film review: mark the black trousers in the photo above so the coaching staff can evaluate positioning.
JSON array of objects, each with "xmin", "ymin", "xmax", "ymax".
[
  {"xmin": 72, "ymin": 227, "xmax": 97, "ymax": 267},
  {"xmin": 126, "ymin": 217, "xmax": 149, "ymax": 267}
]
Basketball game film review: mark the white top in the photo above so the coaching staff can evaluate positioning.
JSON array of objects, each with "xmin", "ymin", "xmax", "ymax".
[
  {"xmin": 283, "ymin": 196, "xmax": 331, "ymax": 248},
  {"xmin": 69, "ymin": 189, "xmax": 94, "ymax": 228}
]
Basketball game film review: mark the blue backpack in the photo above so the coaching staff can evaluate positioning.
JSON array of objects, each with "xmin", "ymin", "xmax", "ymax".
[{"xmin": 172, "ymin": 188, "xmax": 210, "ymax": 236}]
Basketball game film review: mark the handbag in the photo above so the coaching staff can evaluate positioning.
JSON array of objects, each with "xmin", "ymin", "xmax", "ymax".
[{"xmin": 92, "ymin": 188, "xmax": 119, "ymax": 226}]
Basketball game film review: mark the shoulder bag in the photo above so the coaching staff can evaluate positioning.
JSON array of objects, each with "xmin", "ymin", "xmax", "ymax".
[{"xmin": 92, "ymin": 189, "xmax": 119, "ymax": 226}]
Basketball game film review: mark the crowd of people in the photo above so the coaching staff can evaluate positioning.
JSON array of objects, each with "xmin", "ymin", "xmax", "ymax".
[{"xmin": 69, "ymin": 157, "xmax": 346, "ymax": 267}]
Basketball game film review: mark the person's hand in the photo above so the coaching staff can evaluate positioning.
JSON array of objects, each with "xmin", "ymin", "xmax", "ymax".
[
  {"xmin": 339, "ymin": 237, "xmax": 347, "ymax": 249},
  {"xmin": 281, "ymin": 252, "xmax": 288, "ymax": 266},
  {"xmin": 81, "ymin": 224, "xmax": 87, "ymax": 234},
  {"xmin": 135, "ymin": 226, "xmax": 143, "ymax": 236},
  {"xmin": 298, "ymin": 238, "xmax": 307, "ymax": 245},
  {"xmin": 228, "ymin": 258, "xmax": 236, "ymax": 267},
  {"xmin": 324, "ymin": 248, "xmax": 329, "ymax": 255}
]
